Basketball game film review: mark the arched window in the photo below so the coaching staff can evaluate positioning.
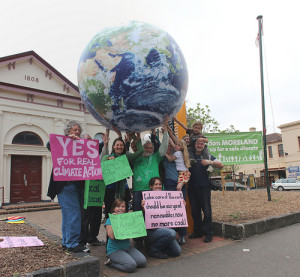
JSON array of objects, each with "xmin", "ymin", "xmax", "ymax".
[{"xmin": 12, "ymin": 132, "xmax": 43, "ymax": 145}]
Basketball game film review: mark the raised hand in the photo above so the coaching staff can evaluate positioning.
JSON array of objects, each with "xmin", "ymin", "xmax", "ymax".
[{"xmin": 112, "ymin": 126, "xmax": 122, "ymax": 138}]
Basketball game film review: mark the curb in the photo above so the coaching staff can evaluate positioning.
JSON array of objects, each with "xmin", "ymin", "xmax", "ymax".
[
  {"xmin": 18, "ymin": 222, "xmax": 100, "ymax": 277},
  {"xmin": 22, "ymin": 256, "xmax": 100, "ymax": 277},
  {"xmin": 212, "ymin": 211, "xmax": 300, "ymax": 240}
]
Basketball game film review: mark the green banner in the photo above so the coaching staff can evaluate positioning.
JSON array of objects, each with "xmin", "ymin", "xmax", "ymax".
[
  {"xmin": 83, "ymin": 180, "xmax": 106, "ymax": 209},
  {"xmin": 109, "ymin": 211, "xmax": 147, "ymax": 239},
  {"xmin": 101, "ymin": 155, "xmax": 133, "ymax": 186},
  {"xmin": 206, "ymin": 132, "xmax": 263, "ymax": 165}
]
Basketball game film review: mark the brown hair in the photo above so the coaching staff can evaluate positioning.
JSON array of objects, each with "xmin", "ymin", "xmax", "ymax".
[
  {"xmin": 111, "ymin": 138, "xmax": 126, "ymax": 155},
  {"xmin": 149, "ymin": 177, "xmax": 163, "ymax": 189},
  {"xmin": 110, "ymin": 198, "xmax": 126, "ymax": 213},
  {"xmin": 192, "ymin": 121, "xmax": 203, "ymax": 130}
]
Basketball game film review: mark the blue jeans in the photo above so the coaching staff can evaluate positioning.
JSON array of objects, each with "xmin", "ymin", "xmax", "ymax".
[
  {"xmin": 57, "ymin": 183, "xmax": 81, "ymax": 248},
  {"xmin": 146, "ymin": 228, "xmax": 181, "ymax": 257},
  {"xmin": 164, "ymin": 179, "xmax": 187, "ymax": 237},
  {"xmin": 108, "ymin": 246, "xmax": 147, "ymax": 273},
  {"xmin": 188, "ymin": 185, "xmax": 213, "ymax": 237}
]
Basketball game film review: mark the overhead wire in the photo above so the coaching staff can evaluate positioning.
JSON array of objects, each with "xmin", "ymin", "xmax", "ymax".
[{"xmin": 261, "ymin": 21, "xmax": 276, "ymax": 134}]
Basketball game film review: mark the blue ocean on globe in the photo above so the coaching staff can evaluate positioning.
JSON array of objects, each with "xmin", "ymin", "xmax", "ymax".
[{"xmin": 77, "ymin": 21, "xmax": 188, "ymax": 132}]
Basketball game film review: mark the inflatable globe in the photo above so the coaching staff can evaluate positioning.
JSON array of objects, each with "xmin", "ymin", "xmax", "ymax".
[{"xmin": 77, "ymin": 21, "xmax": 188, "ymax": 132}]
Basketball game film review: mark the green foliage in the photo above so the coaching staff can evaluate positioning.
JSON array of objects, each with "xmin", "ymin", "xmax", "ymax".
[
  {"xmin": 187, "ymin": 103, "xmax": 220, "ymax": 133},
  {"xmin": 225, "ymin": 174, "xmax": 232, "ymax": 179},
  {"xmin": 272, "ymin": 195, "xmax": 283, "ymax": 202},
  {"xmin": 223, "ymin": 164, "xmax": 241, "ymax": 174},
  {"xmin": 186, "ymin": 103, "xmax": 239, "ymax": 134},
  {"xmin": 228, "ymin": 211, "xmax": 241, "ymax": 219}
]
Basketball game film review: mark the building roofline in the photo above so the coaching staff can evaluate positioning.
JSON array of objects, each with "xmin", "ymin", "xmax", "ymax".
[
  {"xmin": 0, "ymin": 50, "xmax": 79, "ymax": 92},
  {"xmin": 278, "ymin": 120, "xmax": 300, "ymax": 129}
]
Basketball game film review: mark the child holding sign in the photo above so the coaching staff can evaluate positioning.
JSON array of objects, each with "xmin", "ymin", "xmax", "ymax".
[{"xmin": 105, "ymin": 198, "xmax": 147, "ymax": 273}]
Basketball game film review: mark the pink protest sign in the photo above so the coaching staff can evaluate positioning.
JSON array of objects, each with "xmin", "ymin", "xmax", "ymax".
[
  {"xmin": 0, "ymin": 236, "xmax": 44, "ymax": 248},
  {"xmin": 50, "ymin": 134, "xmax": 102, "ymax": 181},
  {"xmin": 143, "ymin": 191, "xmax": 188, "ymax": 229}
]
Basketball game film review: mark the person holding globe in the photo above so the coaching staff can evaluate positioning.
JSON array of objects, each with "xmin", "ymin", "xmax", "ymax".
[{"xmin": 100, "ymin": 129, "xmax": 144, "ymax": 219}]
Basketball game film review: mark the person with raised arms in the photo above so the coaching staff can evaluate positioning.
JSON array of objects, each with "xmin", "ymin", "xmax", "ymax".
[
  {"xmin": 80, "ymin": 130, "xmax": 109, "ymax": 247},
  {"xmin": 100, "ymin": 129, "xmax": 144, "ymax": 219}
]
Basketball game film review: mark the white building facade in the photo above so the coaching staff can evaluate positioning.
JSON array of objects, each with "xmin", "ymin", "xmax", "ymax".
[{"xmin": 0, "ymin": 51, "xmax": 113, "ymax": 205}]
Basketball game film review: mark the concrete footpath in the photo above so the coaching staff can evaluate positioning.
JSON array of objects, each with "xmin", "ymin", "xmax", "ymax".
[
  {"xmin": 131, "ymin": 222, "xmax": 300, "ymax": 277},
  {"xmin": 7, "ymin": 209, "xmax": 233, "ymax": 277}
]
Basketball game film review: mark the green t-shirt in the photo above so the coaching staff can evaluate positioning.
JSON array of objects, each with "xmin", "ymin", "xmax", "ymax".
[
  {"xmin": 105, "ymin": 218, "xmax": 130, "ymax": 255},
  {"xmin": 132, "ymin": 151, "xmax": 164, "ymax": 192}
]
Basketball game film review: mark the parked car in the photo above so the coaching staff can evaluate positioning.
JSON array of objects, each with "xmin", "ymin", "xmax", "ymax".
[
  {"xmin": 223, "ymin": 182, "xmax": 249, "ymax": 191},
  {"xmin": 271, "ymin": 178, "xmax": 300, "ymax": 191},
  {"xmin": 211, "ymin": 181, "xmax": 249, "ymax": 191}
]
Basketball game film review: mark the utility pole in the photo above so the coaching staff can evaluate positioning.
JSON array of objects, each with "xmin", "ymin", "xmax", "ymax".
[{"xmin": 257, "ymin": 15, "xmax": 271, "ymax": 201}]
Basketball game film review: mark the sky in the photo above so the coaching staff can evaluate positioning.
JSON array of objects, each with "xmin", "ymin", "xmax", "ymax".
[{"xmin": 1, "ymin": 0, "xmax": 299, "ymax": 133}]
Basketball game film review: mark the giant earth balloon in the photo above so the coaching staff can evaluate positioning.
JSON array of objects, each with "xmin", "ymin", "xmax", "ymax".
[{"xmin": 77, "ymin": 21, "xmax": 188, "ymax": 132}]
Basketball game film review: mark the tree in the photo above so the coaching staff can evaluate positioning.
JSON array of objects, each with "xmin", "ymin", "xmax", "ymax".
[
  {"xmin": 187, "ymin": 103, "xmax": 239, "ymax": 133},
  {"xmin": 187, "ymin": 102, "xmax": 240, "ymax": 177}
]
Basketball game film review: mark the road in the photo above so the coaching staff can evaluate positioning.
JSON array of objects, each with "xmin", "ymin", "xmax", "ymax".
[{"xmin": 132, "ymin": 223, "xmax": 300, "ymax": 277}]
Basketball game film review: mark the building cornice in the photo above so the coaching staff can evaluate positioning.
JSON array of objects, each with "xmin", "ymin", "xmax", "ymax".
[
  {"xmin": 278, "ymin": 120, "xmax": 300, "ymax": 129},
  {"xmin": 0, "ymin": 81, "xmax": 81, "ymax": 103},
  {"xmin": 0, "ymin": 50, "xmax": 79, "ymax": 93}
]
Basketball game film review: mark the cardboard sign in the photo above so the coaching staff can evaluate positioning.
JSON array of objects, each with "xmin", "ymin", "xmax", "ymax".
[
  {"xmin": 109, "ymin": 211, "xmax": 147, "ymax": 239},
  {"xmin": 101, "ymin": 155, "xmax": 133, "ymax": 186},
  {"xmin": 50, "ymin": 134, "xmax": 102, "ymax": 181},
  {"xmin": 0, "ymin": 237, "xmax": 44, "ymax": 248},
  {"xmin": 83, "ymin": 180, "xmax": 106, "ymax": 209},
  {"xmin": 143, "ymin": 191, "xmax": 188, "ymax": 229}
]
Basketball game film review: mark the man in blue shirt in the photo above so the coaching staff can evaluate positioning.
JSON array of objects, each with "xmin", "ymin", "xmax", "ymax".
[{"xmin": 188, "ymin": 138, "xmax": 223, "ymax": 242}]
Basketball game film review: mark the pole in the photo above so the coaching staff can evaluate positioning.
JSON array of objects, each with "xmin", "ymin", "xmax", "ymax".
[
  {"xmin": 233, "ymin": 165, "xmax": 236, "ymax": 191},
  {"xmin": 257, "ymin": 15, "xmax": 271, "ymax": 201}
]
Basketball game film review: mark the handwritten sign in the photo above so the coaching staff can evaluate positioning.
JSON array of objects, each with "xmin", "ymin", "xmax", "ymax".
[
  {"xmin": 50, "ymin": 134, "xmax": 102, "ymax": 181},
  {"xmin": 109, "ymin": 211, "xmax": 147, "ymax": 239},
  {"xmin": 84, "ymin": 180, "xmax": 106, "ymax": 209},
  {"xmin": 101, "ymin": 155, "xmax": 133, "ymax": 186},
  {"xmin": 0, "ymin": 237, "xmax": 44, "ymax": 248},
  {"xmin": 143, "ymin": 191, "xmax": 188, "ymax": 229}
]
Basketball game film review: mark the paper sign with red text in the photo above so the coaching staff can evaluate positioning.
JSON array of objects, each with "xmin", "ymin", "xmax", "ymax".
[
  {"xmin": 143, "ymin": 191, "xmax": 188, "ymax": 229},
  {"xmin": 50, "ymin": 134, "xmax": 102, "ymax": 181}
]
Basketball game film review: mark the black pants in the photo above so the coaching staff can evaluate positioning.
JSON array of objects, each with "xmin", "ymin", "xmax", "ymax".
[
  {"xmin": 81, "ymin": 206, "xmax": 102, "ymax": 244},
  {"xmin": 188, "ymin": 185, "xmax": 213, "ymax": 237},
  {"xmin": 104, "ymin": 187, "xmax": 131, "ymax": 219}
]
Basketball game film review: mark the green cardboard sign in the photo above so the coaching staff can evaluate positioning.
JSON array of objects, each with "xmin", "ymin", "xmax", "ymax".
[
  {"xmin": 109, "ymin": 211, "xmax": 147, "ymax": 239},
  {"xmin": 83, "ymin": 180, "xmax": 106, "ymax": 209},
  {"xmin": 206, "ymin": 132, "xmax": 263, "ymax": 165},
  {"xmin": 101, "ymin": 155, "xmax": 133, "ymax": 186}
]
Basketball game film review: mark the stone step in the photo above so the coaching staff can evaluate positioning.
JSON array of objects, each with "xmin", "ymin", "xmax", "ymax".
[{"xmin": 0, "ymin": 203, "xmax": 60, "ymax": 215}]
